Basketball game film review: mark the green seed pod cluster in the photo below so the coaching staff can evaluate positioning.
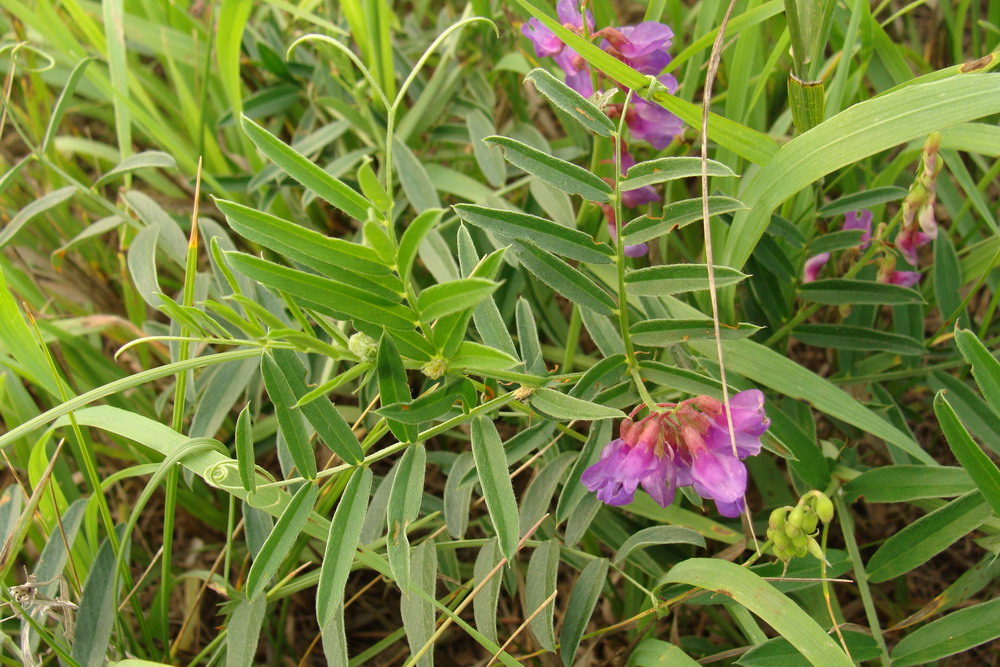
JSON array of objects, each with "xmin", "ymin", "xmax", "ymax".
[{"xmin": 766, "ymin": 491, "xmax": 835, "ymax": 562}]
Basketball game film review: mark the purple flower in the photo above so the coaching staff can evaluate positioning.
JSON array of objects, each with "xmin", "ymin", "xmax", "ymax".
[
  {"xmin": 704, "ymin": 389, "xmax": 770, "ymax": 459},
  {"xmin": 685, "ymin": 427, "xmax": 748, "ymax": 518},
  {"xmin": 556, "ymin": 0, "xmax": 593, "ymax": 30},
  {"xmin": 895, "ymin": 224, "xmax": 930, "ymax": 266},
  {"xmin": 843, "ymin": 210, "xmax": 872, "ymax": 249},
  {"xmin": 803, "ymin": 252, "xmax": 830, "ymax": 283},
  {"xmin": 521, "ymin": 20, "xmax": 564, "ymax": 57},
  {"xmin": 620, "ymin": 149, "xmax": 661, "ymax": 208},
  {"xmin": 521, "ymin": 0, "xmax": 593, "ymax": 61},
  {"xmin": 887, "ymin": 270, "xmax": 921, "ymax": 287},
  {"xmin": 581, "ymin": 438, "xmax": 675, "ymax": 507},
  {"xmin": 600, "ymin": 22, "xmax": 674, "ymax": 75},
  {"xmin": 554, "ymin": 48, "xmax": 593, "ymax": 97},
  {"xmin": 582, "ymin": 392, "xmax": 770, "ymax": 517},
  {"xmin": 627, "ymin": 98, "xmax": 682, "ymax": 150}
]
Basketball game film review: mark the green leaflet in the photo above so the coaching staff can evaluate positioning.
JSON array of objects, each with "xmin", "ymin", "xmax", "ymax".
[
  {"xmin": 226, "ymin": 252, "xmax": 417, "ymax": 330},
  {"xmin": 660, "ymin": 559, "xmax": 853, "ymax": 666},
  {"xmin": 524, "ymin": 67, "xmax": 615, "ymax": 136},
  {"xmin": 454, "ymin": 203, "xmax": 614, "ymax": 264},
  {"xmin": 620, "ymin": 156, "xmax": 735, "ymax": 190},
  {"xmin": 630, "ymin": 319, "xmax": 759, "ymax": 346},
  {"xmin": 470, "ymin": 417, "xmax": 519, "ymax": 559},
  {"xmin": 484, "ymin": 135, "xmax": 612, "ymax": 202},
  {"xmin": 625, "ymin": 264, "xmax": 749, "ymax": 296},
  {"xmin": 530, "ymin": 387, "xmax": 626, "ymax": 421},
  {"xmin": 798, "ymin": 278, "xmax": 925, "ymax": 305},
  {"xmin": 241, "ymin": 115, "xmax": 371, "ymax": 220},
  {"xmin": 620, "ymin": 197, "xmax": 747, "ymax": 245}
]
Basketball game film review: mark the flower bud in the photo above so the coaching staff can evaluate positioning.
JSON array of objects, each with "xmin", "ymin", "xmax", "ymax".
[
  {"xmin": 421, "ymin": 356, "xmax": 448, "ymax": 380},
  {"xmin": 691, "ymin": 394, "xmax": 723, "ymax": 417},
  {"xmin": 788, "ymin": 505, "xmax": 805, "ymax": 530},
  {"xmin": 770, "ymin": 530, "xmax": 790, "ymax": 550},
  {"xmin": 769, "ymin": 507, "xmax": 786, "ymax": 532},
  {"xmin": 348, "ymin": 332, "xmax": 378, "ymax": 360},
  {"xmin": 791, "ymin": 533, "xmax": 808, "ymax": 549},
  {"xmin": 795, "ymin": 544, "xmax": 809, "ymax": 558},
  {"xmin": 814, "ymin": 493, "xmax": 834, "ymax": 523},
  {"xmin": 802, "ymin": 510, "xmax": 819, "ymax": 535},
  {"xmin": 619, "ymin": 418, "xmax": 635, "ymax": 443},
  {"xmin": 637, "ymin": 418, "xmax": 662, "ymax": 451}
]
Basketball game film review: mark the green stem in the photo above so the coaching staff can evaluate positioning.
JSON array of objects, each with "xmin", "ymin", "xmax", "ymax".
[
  {"xmin": 611, "ymin": 91, "xmax": 659, "ymax": 413},
  {"xmin": 562, "ymin": 304, "xmax": 582, "ymax": 373},
  {"xmin": 835, "ymin": 495, "xmax": 890, "ymax": 664},
  {"xmin": 162, "ymin": 179, "xmax": 203, "ymax": 653}
]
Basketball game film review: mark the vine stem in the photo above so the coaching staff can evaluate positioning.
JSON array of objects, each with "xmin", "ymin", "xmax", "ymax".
[
  {"xmin": 835, "ymin": 494, "xmax": 891, "ymax": 663},
  {"xmin": 612, "ymin": 90, "xmax": 659, "ymax": 413}
]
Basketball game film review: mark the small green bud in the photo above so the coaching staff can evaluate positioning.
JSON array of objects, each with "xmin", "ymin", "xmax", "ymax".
[
  {"xmin": 791, "ymin": 533, "xmax": 808, "ymax": 549},
  {"xmin": 814, "ymin": 493, "xmax": 834, "ymax": 523},
  {"xmin": 802, "ymin": 510, "xmax": 819, "ymax": 535},
  {"xmin": 769, "ymin": 507, "xmax": 787, "ymax": 531},
  {"xmin": 348, "ymin": 332, "xmax": 378, "ymax": 361},
  {"xmin": 788, "ymin": 506, "xmax": 805, "ymax": 530},
  {"xmin": 795, "ymin": 545, "xmax": 809, "ymax": 558},
  {"xmin": 421, "ymin": 356, "xmax": 448, "ymax": 380},
  {"xmin": 771, "ymin": 530, "xmax": 790, "ymax": 549}
]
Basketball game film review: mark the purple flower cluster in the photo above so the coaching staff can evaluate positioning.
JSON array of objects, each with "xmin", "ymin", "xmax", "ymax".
[
  {"xmin": 521, "ymin": 0, "xmax": 683, "ymax": 150},
  {"xmin": 581, "ymin": 391, "xmax": 770, "ymax": 517},
  {"xmin": 895, "ymin": 132, "xmax": 941, "ymax": 269},
  {"xmin": 802, "ymin": 209, "xmax": 920, "ymax": 288}
]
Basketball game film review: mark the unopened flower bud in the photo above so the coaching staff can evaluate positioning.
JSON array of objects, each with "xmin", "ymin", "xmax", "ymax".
[
  {"xmin": 769, "ymin": 507, "xmax": 786, "ymax": 532},
  {"xmin": 421, "ymin": 356, "xmax": 448, "ymax": 380},
  {"xmin": 770, "ymin": 530, "xmax": 790, "ymax": 550},
  {"xmin": 814, "ymin": 493, "xmax": 834, "ymax": 523},
  {"xmin": 692, "ymin": 395, "xmax": 723, "ymax": 417},
  {"xmin": 637, "ymin": 418, "xmax": 662, "ymax": 450},
  {"xmin": 348, "ymin": 332, "xmax": 378, "ymax": 360},
  {"xmin": 795, "ymin": 544, "xmax": 809, "ymax": 558},
  {"xmin": 619, "ymin": 418, "xmax": 635, "ymax": 442},
  {"xmin": 791, "ymin": 533, "xmax": 809, "ymax": 549},
  {"xmin": 802, "ymin": 511, "xmax": 819, "ymax": 535},
  {"xmin": 680, "ymin": 424, "xmax": 705, "ymax": 452},
  {"xmin": 788, "ymin": 506, "xmax": 805, "ymax": 530}
]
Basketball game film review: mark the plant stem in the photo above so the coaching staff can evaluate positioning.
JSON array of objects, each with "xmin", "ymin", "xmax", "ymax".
[{"xmin": 835, "ymin": 495, "xmax": 890, "ymax": 664}]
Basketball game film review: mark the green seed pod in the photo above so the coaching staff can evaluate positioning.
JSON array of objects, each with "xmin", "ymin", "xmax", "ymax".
[
  {"xmin": 814, "ymin": 493, "xmax": 835, "ymax": 523},
  {"xmin": 807, "ymin": 537, "xmax": 825, "ymax": 561},
  {"xmin": 802, "ymin": 510, "xmax": 819, "ymax": 535},
  {"xmin": 769, "ymin": 507, "xmax": 787, "ymax": 531}
]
